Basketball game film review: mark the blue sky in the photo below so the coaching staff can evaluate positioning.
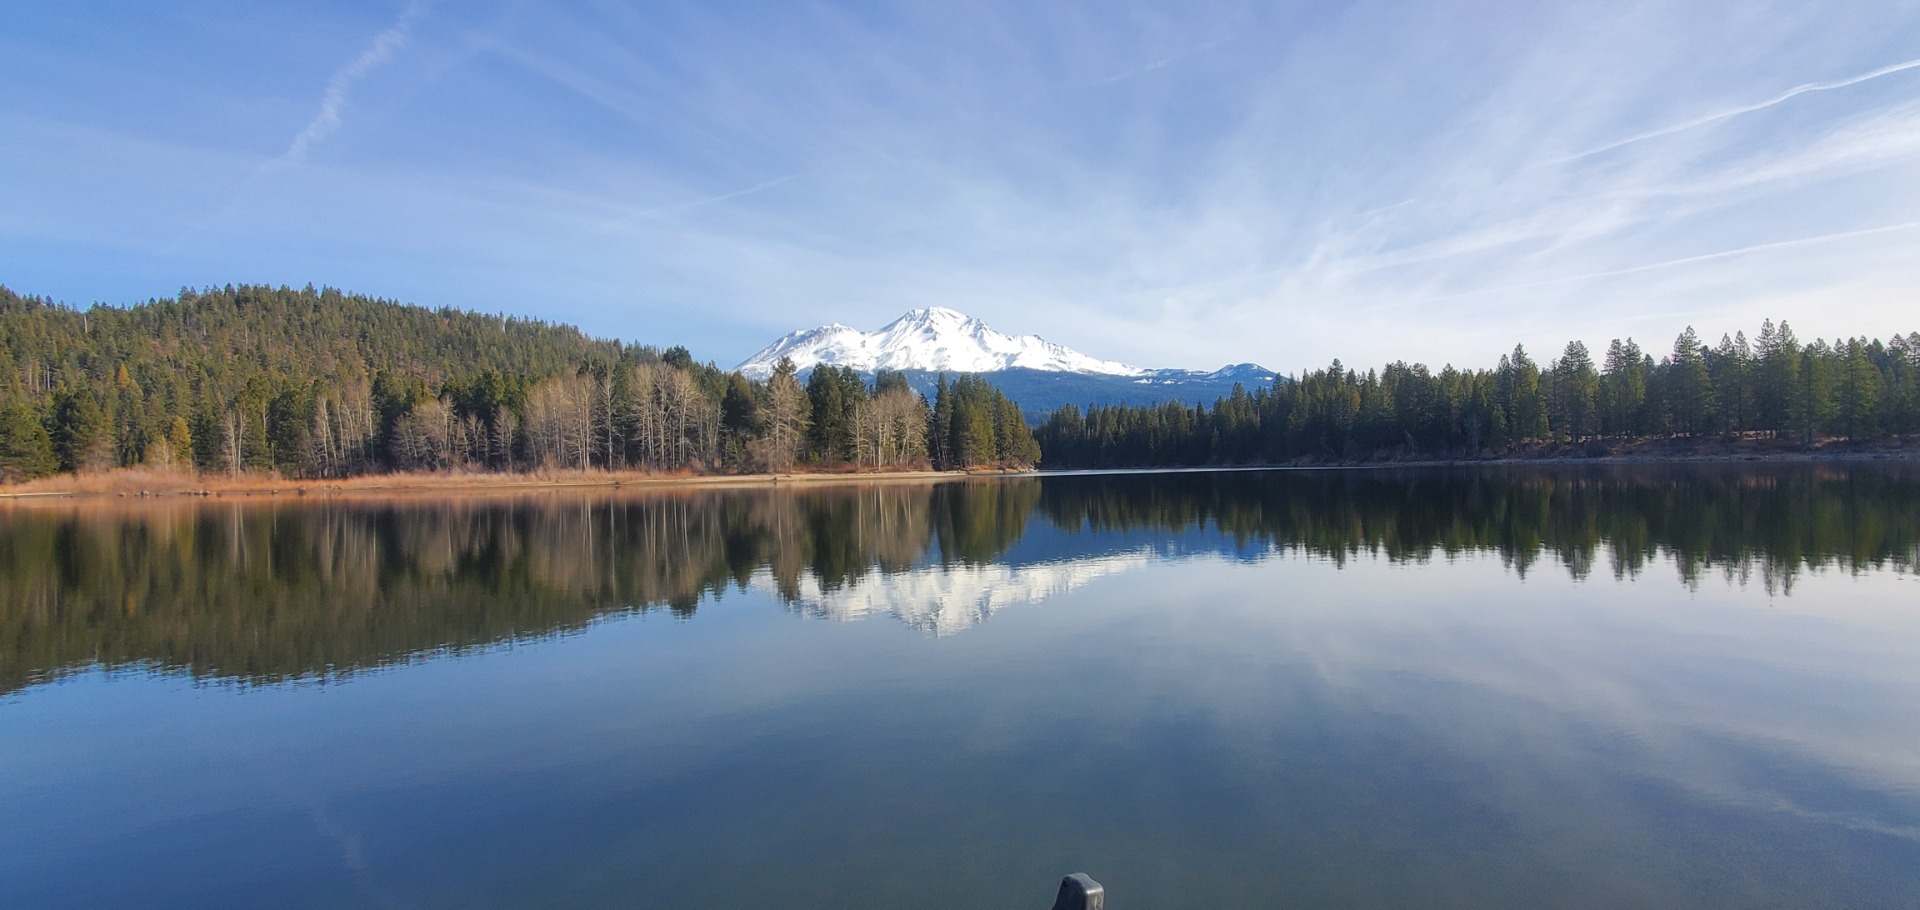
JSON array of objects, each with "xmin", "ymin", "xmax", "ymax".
[{"xmin": 4, "ymin": 1, "xmax": 1919, "ymax": 372}]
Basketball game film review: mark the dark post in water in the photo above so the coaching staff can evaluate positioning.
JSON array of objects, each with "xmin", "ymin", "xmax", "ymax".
[{"xmin": 1051, "ymin": 873, "xmax": 1104, "ymax": 910}]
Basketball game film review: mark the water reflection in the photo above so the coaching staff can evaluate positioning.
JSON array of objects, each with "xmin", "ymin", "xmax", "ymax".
[
  {"xmin": 6, "ymin": 464, "xmax": 1920, "ymax": 909},
  {"xmin": 783, "ymin": 549, "xmax": 1153, "ymax": 635},
  {"xmin": 2, "ymin": 463, "xmax": 1915, "ymax": 694}
]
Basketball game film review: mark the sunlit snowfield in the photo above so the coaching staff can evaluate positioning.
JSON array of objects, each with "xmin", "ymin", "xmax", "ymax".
[{"xmin": 3, "ymin": 465, "xmax": 1918, "ymax": 909}]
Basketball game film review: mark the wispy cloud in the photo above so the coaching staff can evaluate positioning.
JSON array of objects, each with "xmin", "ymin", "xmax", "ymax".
[
  {"xmin": 1398, "ymin": 220, "xmax": 1920, "ymax": 308},
  {"xmin": 10, "ymin": 0, "xmax": 1920, "ymax": 370},
  {"xmin": 270, "ymin": 1, "xmax": 427, "ymax": 170},
  {"xmin": 1086, "ymin": 38, "xmax": 1229, "ymax": 87},
  {"xmin": 1559, "ymin": 56, "xmax": 1920, "ymax": 163},
  {"xmin": 603, "ymin": 172, "xmax": 811, "ymax": 228}
]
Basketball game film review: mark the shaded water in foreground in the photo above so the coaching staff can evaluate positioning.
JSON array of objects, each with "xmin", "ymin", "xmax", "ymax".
[{"xmin": 3, "ymin": 464, "xmax": 1920, "ymax": 909}]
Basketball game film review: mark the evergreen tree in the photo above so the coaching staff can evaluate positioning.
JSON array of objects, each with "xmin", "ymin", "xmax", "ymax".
[
  {"xmin": 930, "ymin": 375, "xmax": 954, "ymax": 468},
  {"xmin": 113, "ymin": 364, "xmax": 147, "ymax": 466},
  {"xmin": 1499, "ymin": 346, "xmax": 1549, "ymax": 443},
  {"xmin": 1600, "ymin": 339, "xmax": 1650, "ymax": 436},
  {"xmin": 928, "ymin": 375, "xmax": 1036, "ymax": 469},
  {"xmin": 268, "ymin": 387, "xmax": 315, "ymax": 474},
  {"xmin": 233, "ymin": 376, "xmax": 275, "ymax": 471},
  {"xmin": 1550, "ymin": 341, "xmax": 1599, "ymax": 442},
  {"xmin": 1460, "ymin": 374, "xmax": 1502, "ymax": 452},
  {"xmin": 190, "ymin": 403, "xmax": 223, "ymax": 471},
  {"xmin": 1890, "ymin": 333, "xmax": 1920, "ymax": 435},
  {"xmin": 0, "ymin": 400, "xmax": 57, "ymax": 480},
  {"xmin": 50, "ymin": 390, "xmax": 111, "ymax": 472},
  {"xmin": 719, "ymin": 373, "xmax": 760, "ymax": 467},
  {"xmin": 1667, "ymin": 327, "xmax": 1715, "ymax": 436},
  {"xmin": 1835, "ymin": 338, "xmax": 1881, "ymax": 439},
  {"xmin": 1793, "ymin": 341, "xmax": 1839, "ymax": 444},
  {"xmin": 1709, "ymin": 332, "xmax": 1754, "ymax": 434},
  {"xmin": 1755, "ymin": 320, "xmax": 1800, "ymax": 438},
  {"xmin": 805, "ymin": 365, "xmax": 861, "ymax": 463}
]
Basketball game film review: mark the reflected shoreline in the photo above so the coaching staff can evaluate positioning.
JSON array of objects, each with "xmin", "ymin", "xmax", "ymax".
[{"xmin": 3, "ymin": 463, "xmax": 1915, "ymax": 694}]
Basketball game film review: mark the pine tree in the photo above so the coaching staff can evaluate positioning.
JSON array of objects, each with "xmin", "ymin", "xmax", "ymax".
[
  {"xmin": 1667, "ymin": 327, "xmax": 1715, "ymax": 436},
  {"xmin": 1755, "ymin": 320, "xmax": 1800, "ymax": 439},
  {"xmin": 1709, "ymin": 332, "xmax": 1753, "ymax": 434},
  {"xmin": 0, "ymin": 400, "xmax": 57, "ymax": 480},
  {"xmin": 930, "ymin": 375, "xmax": 954, "ymax": 468},
  {"xmin": 719, "ymin": 373, "xmax": 759, "ymax": 467},
  {"xmin": 1551, "ymin": 341, "xmax": 1599, "ymax": 442},
  {"xmin": 1837, "ymin": 338, "xmax": 1881, "ymax": 439},
  {"xmin": 188, "ymin": 401, "xmax": 225, "ymax": 471},
  {"xmin": 1890, "ymin": 333, "xmax": 1920, "ymax": 435},
  {"xmin": 50, "ymin": 390, "xmax": 111, "ymax": 472},
  {"xmin": 805, "ymin": 365, "xmax": 861, "ymax": 463},
  {"xmin": 1793, "ymin": 341, "xmax": 1839, "ymax": 444},
  {"xmin": 113, "ymin": 364, "xmax": 147, "ymax": 466},
  {"xmin": 1499, "ymin": 346, "xmax": 1548, "ymax": 443},
  {"xmin": 1600, "ymin": 339, "xmax": 1649, "ymax": 437}
]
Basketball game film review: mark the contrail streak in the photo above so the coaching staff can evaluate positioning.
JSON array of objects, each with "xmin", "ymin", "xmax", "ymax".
[
  {"xmin": 272, "ymin": 0, "xmax": 427, "ymax": 170},
  {"xmin": 1402, "ymin": 220, "xmax": 1920, "ymax": 307},
  {"xmin": 606, "ymin": 172, "xmax": 810, "ymax": 227},
  {"xmin": 1560, "ymin": 57, "xmax": 1920, "ymax": 163},
  {"xmin": 1086, "ymin": 39, "xmax": 1230, "ymax": 88}
]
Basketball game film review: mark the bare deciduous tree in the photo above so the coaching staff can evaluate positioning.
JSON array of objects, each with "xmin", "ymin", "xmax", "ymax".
[{"xmin": 760, "ymin": 366, "xmax": 808, "ymax": 472}]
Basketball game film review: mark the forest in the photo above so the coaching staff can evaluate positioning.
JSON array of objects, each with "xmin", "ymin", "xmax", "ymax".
[
  {"xmin": 6, "ymin": 285, "xmax": 1916, "ymax": 481},
  {"xmin": 1037, "ymin": 324, "xmax": 1920, "ymax": 467},
  {"xmin": 0, "ymin": 285, "xmax": 1038, "ymax": 482}
]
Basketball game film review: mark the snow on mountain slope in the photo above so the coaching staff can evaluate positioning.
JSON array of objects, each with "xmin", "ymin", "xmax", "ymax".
[{"xmin": 735, "ymin": 307, "xmax": 1148, "ymax": 379}]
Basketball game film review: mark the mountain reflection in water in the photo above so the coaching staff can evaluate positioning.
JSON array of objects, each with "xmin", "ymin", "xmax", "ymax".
[{"xmin": 2, "ymin": 463, "xmax": 1915, "ymax": 694}]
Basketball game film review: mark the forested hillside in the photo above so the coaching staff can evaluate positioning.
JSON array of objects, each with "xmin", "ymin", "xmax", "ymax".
[
  {"xmin": 1038, "ymin": 324, "xmax": 1920, "ymax": 467},
  {"xmin": 9, "ymin": 285, "xmax": 1910, "ymax": 481},
  {"xmin": 0, "ymin": 285, "xmax": 1038, "ymax": 482}
]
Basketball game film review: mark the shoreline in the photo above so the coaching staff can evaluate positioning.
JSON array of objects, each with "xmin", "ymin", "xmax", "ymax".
[
  {"xmin": 1032, "ymin": 449, "xmax": 1920, "ymax": 477},
  {"xmin": 4, "ymin": 444, "xmax": 1915, "ymax": 502},
  {"xmin": 0, "ymin": 467, "xmax": 1012, "ymax": 502},
  {"xmin": 1036, "ymin": 436, "xmax": 1920, "ymax": 474}
]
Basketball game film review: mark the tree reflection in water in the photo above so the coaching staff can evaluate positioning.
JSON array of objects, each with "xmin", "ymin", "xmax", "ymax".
[{"xmin": 2, "ymin": 463, "xmax": 1914, "ymax": 693}]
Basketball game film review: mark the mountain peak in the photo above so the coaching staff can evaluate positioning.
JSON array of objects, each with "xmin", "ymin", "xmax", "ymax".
[
  {"xmin": 736, "ymin": 309, "xmax": 1145, "ymax": 379},
  {"xmin": 884, "ymin": 306, "xmax": 978, "ymax": 334},
  {"xmin": 901, "ymin": 306, "xmax": 967, "ymax": 320}
]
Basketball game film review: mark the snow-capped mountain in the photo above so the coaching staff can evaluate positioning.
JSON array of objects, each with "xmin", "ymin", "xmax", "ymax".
[
  {"xmin": 736, "ymin": 307, "xmax": 1146, "ymax": 379},
  {"xmin": 733, "ymin": 307, "xmax": 1277, "ymax": 418}
]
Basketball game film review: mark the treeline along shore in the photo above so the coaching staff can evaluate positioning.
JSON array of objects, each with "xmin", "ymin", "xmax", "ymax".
[
  {"xmin": 2, "ymin": 283, "xmax": 1915, "ymax": 488},
  {"xmin": 0, "ymin": 285, "xmax": 1037, "ymax": 487},
  {"xmin": 1039, "ymin": 324, "xmax": 1920, "ymax": 467}
]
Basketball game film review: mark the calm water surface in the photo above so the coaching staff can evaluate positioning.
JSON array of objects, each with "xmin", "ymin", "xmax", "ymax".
[{"xmin": 3, "ymin": 465, "xmax": 1919, "ymax": 908}]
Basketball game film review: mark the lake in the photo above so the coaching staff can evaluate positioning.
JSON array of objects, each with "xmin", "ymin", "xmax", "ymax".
[{"xmin": 3, "ymin": 464, "xmax": 1919, "ymax": 909}]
